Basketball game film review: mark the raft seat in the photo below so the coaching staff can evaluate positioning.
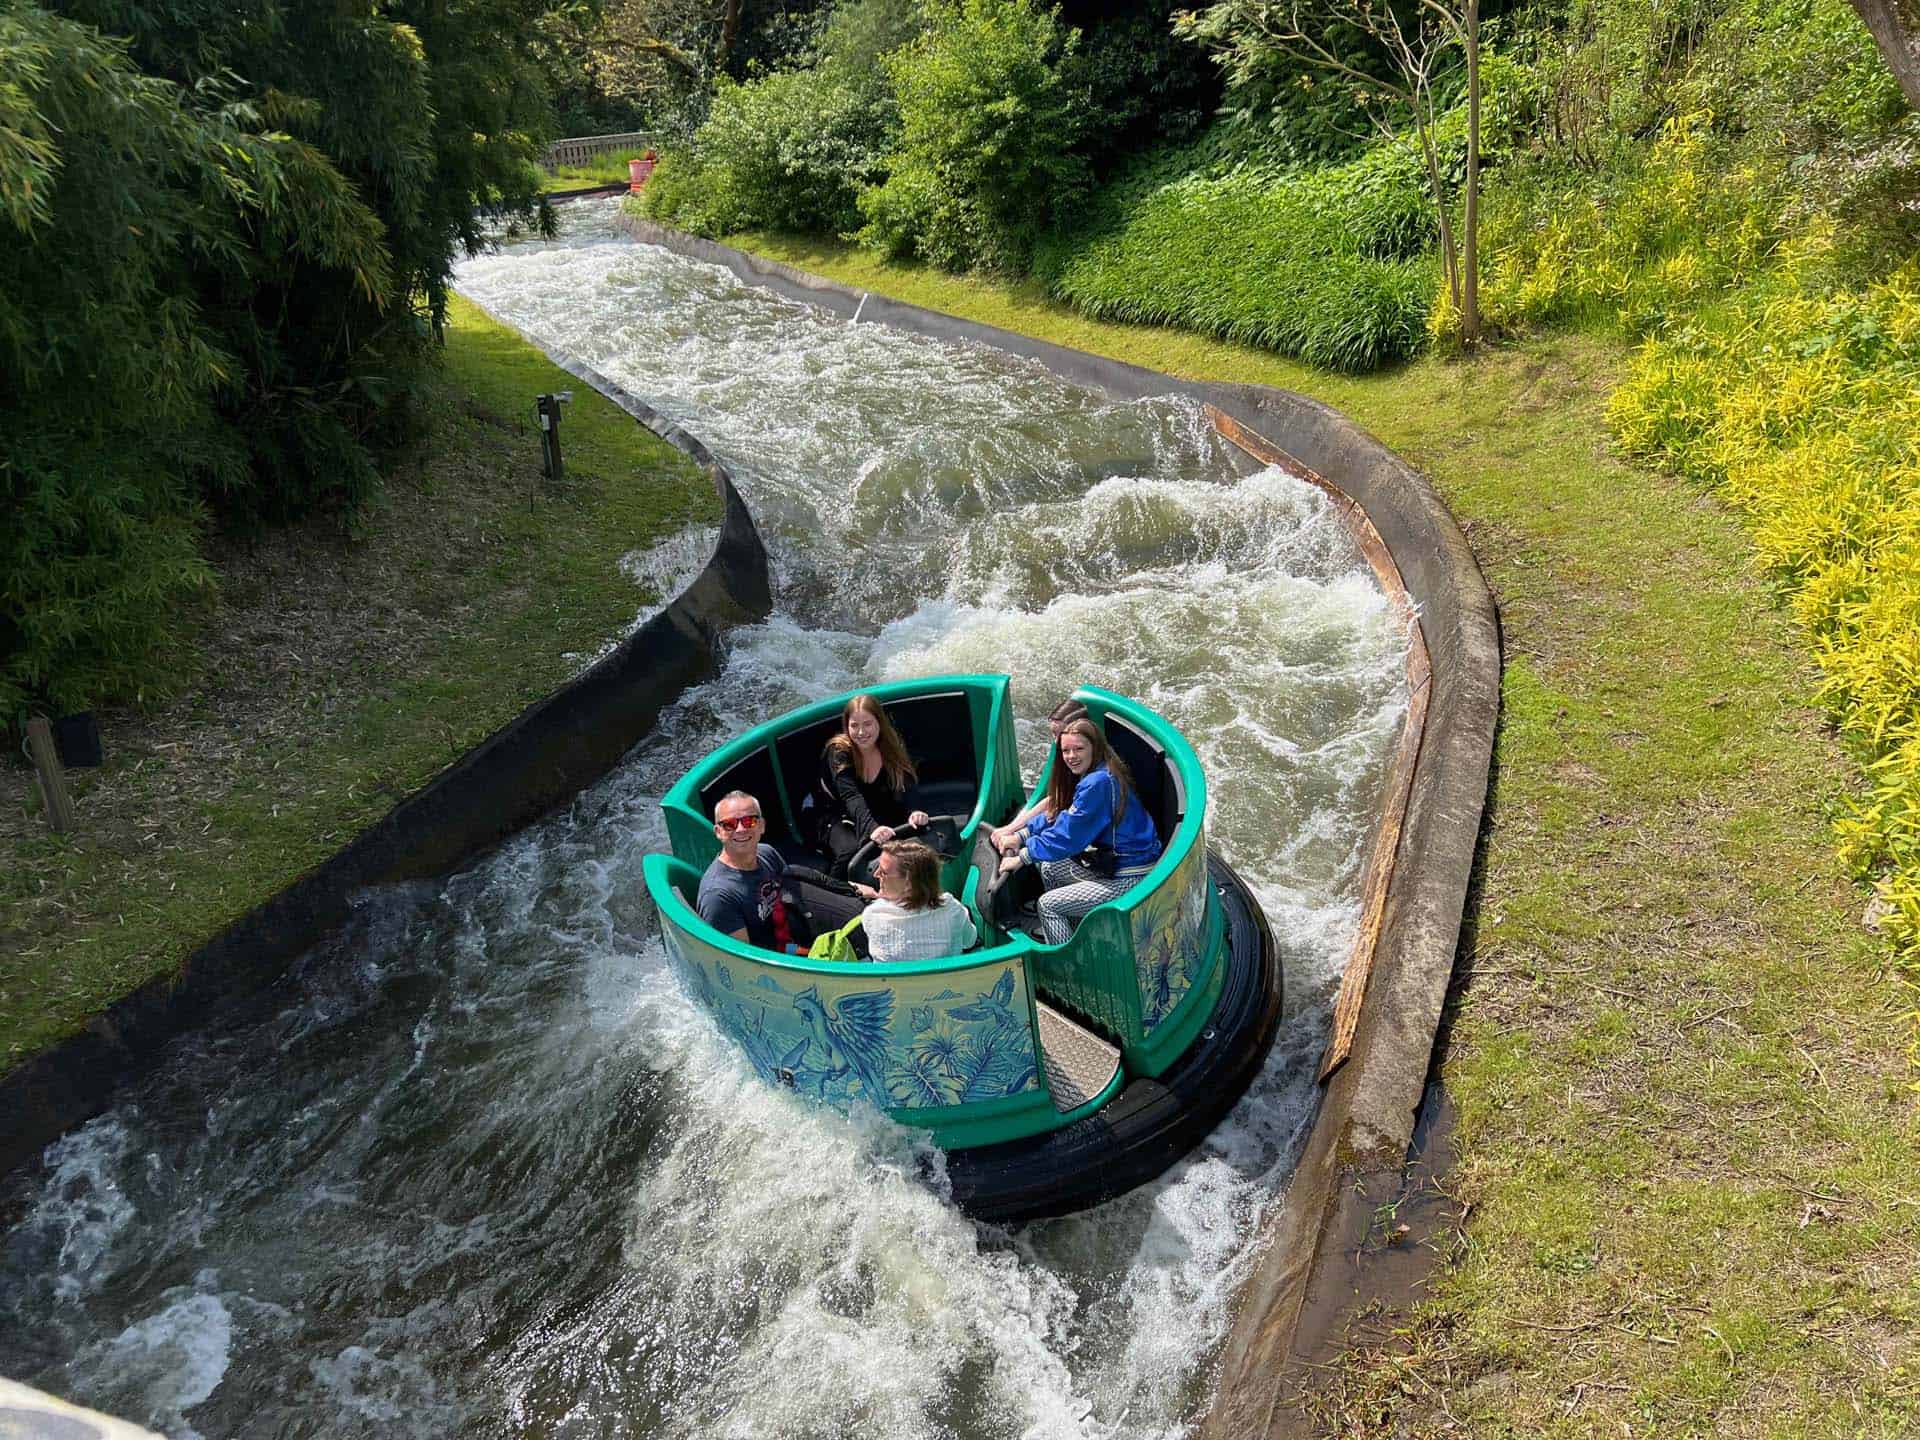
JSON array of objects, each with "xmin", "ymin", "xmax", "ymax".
[
  {"xmin": 1036, "ymin": 1001, "xmax": 1122, "ymax": 1112},
  {"xmin": 696, "ymin": 745, "xmax": 798, "ymax": 846},
  {"xmin": 1103, "ymin": 713, "xmax": 1185, "ymax": 847},
  {"xmin": 771, "ymin": 689, "xmax": 984, "ymax": 844}
]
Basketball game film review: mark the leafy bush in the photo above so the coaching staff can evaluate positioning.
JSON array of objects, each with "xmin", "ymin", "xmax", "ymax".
[
  {"xmin": 635, "ymin": 150, "xmax": 726, "ymax": 232},
  {"xmin": 1680, "ymin": 0, "xmax": 1903, "ymax": 152},
  {"xmin": 640, "ymin": 0, "xmax": 919, "ymax": 240},
  {"xmin": 1526, "ymin": 0, "xmax": 1904, "ymax": 229},
  {"xmin": 1470, "ymin": 113, "xmax": 1787, "ymax": 339},
  {"xmin": 643, "ymin": 65, "xmax": 895, "ymax": 236},
  {"xmin": 813, "ymin": 0, "xmax": 929, "ymax": 74},
  {"xmin": 1059, "ymin": 0, "xmax": 1219, "ymax": 172},
  {"xmin": 1034, "ymin": 139, "xmax": 1436, "ymax": 371},
  {"xmin": 1171, "ymin": 0, "xmax": 1402, "ymax": 164},
  {"xmin": 857, "ymin": 0, "xmax": 1090, "ymax": 272}
]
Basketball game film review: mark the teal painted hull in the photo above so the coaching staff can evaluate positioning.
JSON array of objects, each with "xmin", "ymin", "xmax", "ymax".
[{"xmin": 645, "ymin": 676, "xmax": 1275, "ymax": 1176}]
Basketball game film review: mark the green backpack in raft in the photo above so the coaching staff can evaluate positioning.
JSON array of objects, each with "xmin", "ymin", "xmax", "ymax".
[{"xmin": 805, "ymin": 914, "xmax": 865, "ymax": 962}]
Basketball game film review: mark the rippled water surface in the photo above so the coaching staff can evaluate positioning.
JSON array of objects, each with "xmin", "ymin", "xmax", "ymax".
[{"xmin": 0, "ymin": 201, "xmax": 1409, "ymax": 1439}]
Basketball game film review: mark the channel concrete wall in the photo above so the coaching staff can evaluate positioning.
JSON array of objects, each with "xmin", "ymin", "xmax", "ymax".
[
  {"xmin": 0, "ymin": 367, "xmax": 773, "ymax": 1181},
  {"xmin": 618, "ymin": 216, "xmax": 1501, "ymax": 1436}
]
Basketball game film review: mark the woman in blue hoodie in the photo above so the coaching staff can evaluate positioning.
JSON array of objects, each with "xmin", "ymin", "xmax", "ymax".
[{"xmin": 996, "ymin": 718, "xmax": 1163, "ymax": 945}]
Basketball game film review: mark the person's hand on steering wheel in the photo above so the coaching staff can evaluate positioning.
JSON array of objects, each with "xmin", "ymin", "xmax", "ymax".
[
  {"xmin": 907, "ymin": 810, "xmax": 930, "ymax": 829},
  {"xmin": 989, "ymin": 825, "xmax": 1018, "ymax": 855},
  {"xmin": 998, "ymin": 852, "xmax": 1024, "ymax": 875},
  {"xmin": 870, "ymin": 825, "xmax": 894, "ymax": 844}
]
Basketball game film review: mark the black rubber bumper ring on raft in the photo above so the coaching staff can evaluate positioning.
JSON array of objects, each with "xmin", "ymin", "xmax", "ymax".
[{"xmin": 946, "ymin": 847, "xmax": 1282, "ymax": 1225}]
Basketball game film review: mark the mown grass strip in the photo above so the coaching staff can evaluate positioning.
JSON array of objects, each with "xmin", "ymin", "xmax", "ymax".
[
  {"xmin": 0, "ymin": 294, "xmax": 716, "ymax": 1070},
  {"xmin": 721, "ymin": 230, "xmax": 1919, "ymax": 1435}
]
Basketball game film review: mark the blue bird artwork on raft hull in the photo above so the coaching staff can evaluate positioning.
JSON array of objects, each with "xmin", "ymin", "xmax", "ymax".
[
  {"xmin": 949, "ymin": 969, "xmax": 1016, "ymax": 1028},
  {"xmin": 792, "ymin": 983, "xmax": 894, "ymax": 1103}
]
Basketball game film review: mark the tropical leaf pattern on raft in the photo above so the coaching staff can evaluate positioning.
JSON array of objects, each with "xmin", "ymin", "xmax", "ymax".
[
  {"xmin": 1131, "ymin": 841, "xmax": 1210, "ymax": 1033},
  {"xmin": 885, "ymin": 982, "xmax": 1039, "ymax": 1107},
  {"xmin": 657, "ymin": 913, "xmax": 1041, "ymax": 1113}
]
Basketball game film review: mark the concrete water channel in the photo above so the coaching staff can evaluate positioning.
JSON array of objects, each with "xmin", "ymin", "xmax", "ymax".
[{"xmin": 0, "ymin": 199, "xmax": 1496, "ymax": 1438}]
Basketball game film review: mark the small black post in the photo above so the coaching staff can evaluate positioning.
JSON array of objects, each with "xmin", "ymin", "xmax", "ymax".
[{"xmin": 534, "ymin": 391, "xmax": 572, "ymax": 485}]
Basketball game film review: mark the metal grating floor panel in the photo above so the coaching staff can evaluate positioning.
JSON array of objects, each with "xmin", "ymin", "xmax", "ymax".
[{"xmin": 1037, "ymin": 1002, "xmax": 1122, "ymax": 1113}]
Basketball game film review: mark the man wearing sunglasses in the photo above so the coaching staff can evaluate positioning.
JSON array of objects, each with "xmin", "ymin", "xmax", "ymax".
[
  {"xmin": 695, "ymin": 790, "xmax": 864, "ymax": 953},
  {"xmin": 697, "ymin": 792, "xmax": 802, "ymax": 952}
]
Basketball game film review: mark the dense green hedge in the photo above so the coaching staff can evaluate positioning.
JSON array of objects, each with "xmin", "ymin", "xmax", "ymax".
[
  {"xmin": 641, "ymin": 65, "xmax": 894, "ymax": 237},
  {"xmin": 3, "ymin": 0, "xmax": 557, "ymax": 722},
  {"xmin": 1034, "ymin": 142, "xmax": 1436, "ymax": 371}
]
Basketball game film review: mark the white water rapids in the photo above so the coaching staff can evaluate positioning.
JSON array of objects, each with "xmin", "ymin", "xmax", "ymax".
[{"xmin": 0, "ymin": 200, "xmax": 1409, "ymax": 1438}]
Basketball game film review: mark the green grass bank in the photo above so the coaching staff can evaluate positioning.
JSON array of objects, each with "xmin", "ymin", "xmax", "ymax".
[
  {"xmin": 0, "ymin": 294, "xmax": 717, "ymax": 1071},
  {"xmin": 725, "ymin": 230, "xmax": 1920, "ymax": 1436}
]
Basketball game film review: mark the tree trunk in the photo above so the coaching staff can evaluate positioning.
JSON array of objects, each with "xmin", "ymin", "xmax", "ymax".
[
  {"xmin": 1847, "ymin": 0, "xmax": 1920, "ymax": 109},
  {"xmin": 717, "ymin": 0, "xmax": 743, "ymax": 66},
  {"xmin": 1462, "ymin": 0, "xmax": 1481, "ymax": 345}
]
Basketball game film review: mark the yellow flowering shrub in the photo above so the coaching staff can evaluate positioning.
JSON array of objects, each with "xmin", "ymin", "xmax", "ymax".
[
  {"xmin": 1459, "ymin": 114, "xmax": 1787, "ymax": 346},
  {"xmin": 1610, "ymin": 263, "xmax": 1920, "ymax": 1039}
]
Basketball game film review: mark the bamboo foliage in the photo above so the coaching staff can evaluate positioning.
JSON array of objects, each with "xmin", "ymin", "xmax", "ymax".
[{"xmin": 3, "ymin": 0, "xmax": 561, "ymax": 720}]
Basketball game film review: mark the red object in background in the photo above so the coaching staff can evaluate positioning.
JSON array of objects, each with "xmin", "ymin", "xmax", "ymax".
[{"xmin": 629, "ymin": 150, "xmax": 658, "ymax": 192}]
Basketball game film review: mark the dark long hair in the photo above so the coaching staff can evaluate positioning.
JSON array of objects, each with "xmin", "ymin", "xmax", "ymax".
[
  {"xmin": 1044, "ymin": 719, "xmax": 1132, "ymax": 822},
  {"xmin": 823, "ymin": 692, "xmax": 917, "ymax": 795}
]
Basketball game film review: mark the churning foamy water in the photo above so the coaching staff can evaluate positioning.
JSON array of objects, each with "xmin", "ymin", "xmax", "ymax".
[{"xmin": 0, "ymin": 199, "xmax": 1408, "ymax": 1438}]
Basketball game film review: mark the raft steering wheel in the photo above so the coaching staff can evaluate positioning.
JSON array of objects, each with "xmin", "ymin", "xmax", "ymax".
[{"xmin": 847, "ymin": 815, "xmax": 964, "ymax": 890}]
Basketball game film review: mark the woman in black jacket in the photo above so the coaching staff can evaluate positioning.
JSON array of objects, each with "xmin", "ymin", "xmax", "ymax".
[{"xmin": 811, "ymin": 693, "xmax": 929, "ymax": 876}]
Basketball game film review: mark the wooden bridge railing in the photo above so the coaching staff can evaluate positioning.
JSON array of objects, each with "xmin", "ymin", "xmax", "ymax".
[{"xmin": 544, "ymin": 132, "xmax": 658, "ymax": 170}]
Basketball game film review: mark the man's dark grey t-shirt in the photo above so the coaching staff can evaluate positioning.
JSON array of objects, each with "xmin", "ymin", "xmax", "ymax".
[{"xmin": 696, "ymin": 845, "xmax": 788, "ymax": 948}]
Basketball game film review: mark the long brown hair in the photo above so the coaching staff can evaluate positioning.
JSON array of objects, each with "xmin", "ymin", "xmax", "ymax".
[
  {"xmin": 1045, "ymin": 718, "xmax": 1133, "ymax": 822},
  {"xmin": 881, "ymin": 840, "xmax": 943, "ymax": 910},
  {"xmin": 824, "ymin": 692, "xmax": 917, "ymax": 795}
]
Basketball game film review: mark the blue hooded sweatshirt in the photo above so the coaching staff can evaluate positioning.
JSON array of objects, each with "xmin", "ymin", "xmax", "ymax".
[{"xmin": 1024, "ymin": 765, "xmax": 1163, "ymax": 870}]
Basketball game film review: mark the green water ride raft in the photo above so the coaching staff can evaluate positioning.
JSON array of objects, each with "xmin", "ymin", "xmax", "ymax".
[{"xmin": 643, "ymin": 676, "xmax": 1281, "ymax": 1222}]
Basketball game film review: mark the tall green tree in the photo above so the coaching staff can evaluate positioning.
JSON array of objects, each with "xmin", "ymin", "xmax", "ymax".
[
  {"xmin": 0, "ymin": 4, "xmax": 392, "ymax": 715},
  {"xmin": 54, "ymin": 0, "xmax": 560, "ymax": 523}
]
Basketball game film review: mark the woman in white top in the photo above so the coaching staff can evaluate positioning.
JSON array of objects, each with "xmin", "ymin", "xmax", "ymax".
[{"xmin": 852, "ymin": 840, "xmax": 976, "ymax": 962}]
